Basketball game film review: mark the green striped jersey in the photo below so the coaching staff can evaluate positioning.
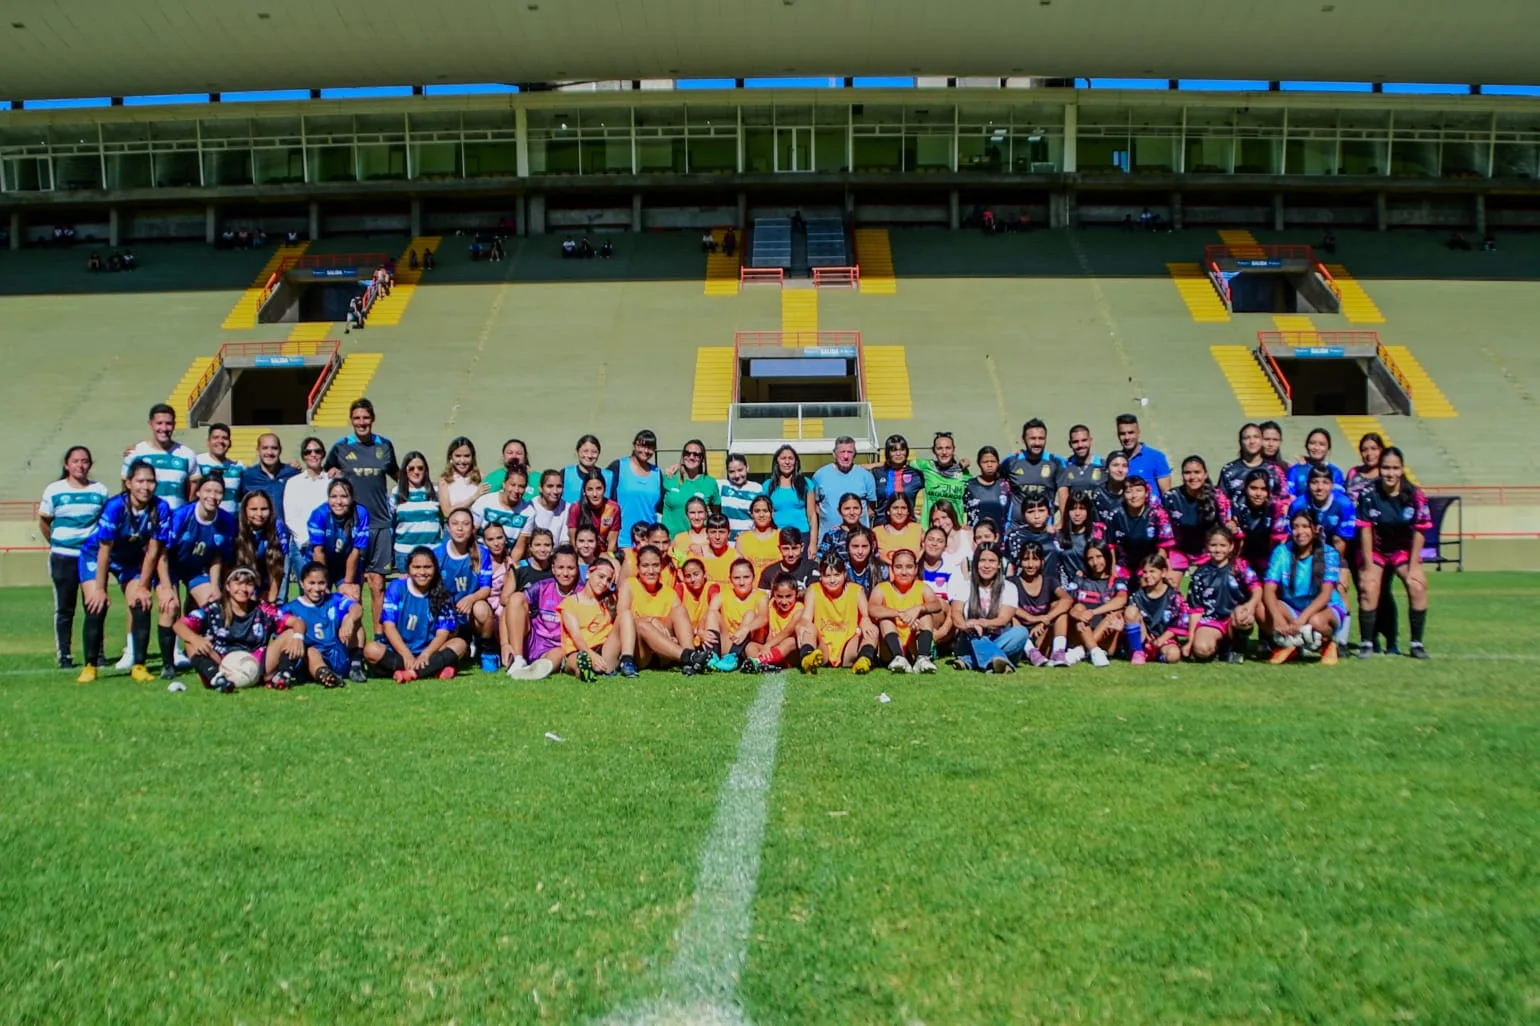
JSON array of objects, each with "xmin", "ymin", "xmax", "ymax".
[
  {"xmin": 123, "ymin": 442, "xmax": 198, "ymax": 510},
  {"xmin": 38, "ymin": 480, "xmax": 109, "ymax": 557},
  {"xmin": 718, "ymin": 479, "xmax": 764, "ymax": 538},
  {"xmin": 196, "ymin": 453, "xmax": 245, "ymax": 515},
  {"xmin": 390, "ymin": 486, "xmax": 444, "ymax": 555}
]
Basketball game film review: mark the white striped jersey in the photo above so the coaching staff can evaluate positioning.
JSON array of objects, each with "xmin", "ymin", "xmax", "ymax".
[
  {"xmin": 390, "ymin": 486, "xmax": 444, "ymax": 555},
  {"xmin": 196, "ymin": 453, "xmax": 245, "ymax": 515},
  {"xmin": 718, "ymin": 478, "xmax": 763, "ymax": 538},
  {"xmin": 123, "ymin": 441, "xmax": 198, "ymax": 510},
  {"xmin": 38, "ymin": 479, "xmax": 109, "ymax": 557}
]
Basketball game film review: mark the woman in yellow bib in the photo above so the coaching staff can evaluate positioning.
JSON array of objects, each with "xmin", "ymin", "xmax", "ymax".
[
  {"xmin": 868, "ymin": 548, "xmax": 946, "ymax": 673},
  {"xmin": 748, "ymin": 573, "xmax": 804, "ymax": 671},
  {"xmin": 676, "ymin": 557, "xmax": 720, "ymax": 653},
  {"xmin": 699, "ymin": 512, "xmax": 738, "ymax": 587},
  {"xmin": 874, "ymin": 493, "xmax": 925, "ymax": 567},
  {"xmin": 706, "ymin": 558, "xmax": 768, "ymax": 672},
  {"xmin": 670, "ymin": 496, "xmax": 711, "ymax": 565},
  {"xmin": 557, "ymin": 560, "xmax": 621, "ymax": 682},
  {"xmin": 616, "ymin": 545, "xmax": 710, "ymax": 676},
  {"xmin": 735, "ymin": 496, "xmax": 782, "ymax": 582},
  {"xmin": 796, "ymin": 554, "xmax": 880, "ymax": 674}
]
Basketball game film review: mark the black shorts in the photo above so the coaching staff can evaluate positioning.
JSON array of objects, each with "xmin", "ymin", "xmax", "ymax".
[{"xmin": 363, "ymin": 525, "xmax": 395, "ymax": 576}]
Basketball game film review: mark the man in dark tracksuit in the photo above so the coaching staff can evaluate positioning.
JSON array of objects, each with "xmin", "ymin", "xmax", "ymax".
[{"xmin": 325, "ymin": 398, "xmax": 398, "ymax": 635}]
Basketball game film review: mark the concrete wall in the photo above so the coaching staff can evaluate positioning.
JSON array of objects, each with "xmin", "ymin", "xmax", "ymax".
[{"xmin": 639, "ymin": 205, "xmax": 738, "ymax": 230}]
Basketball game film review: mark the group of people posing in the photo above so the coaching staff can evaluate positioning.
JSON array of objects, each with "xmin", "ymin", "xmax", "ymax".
[{"xmin": 37, "ymin": 399, "xmax": 1435, "ymax": 691}]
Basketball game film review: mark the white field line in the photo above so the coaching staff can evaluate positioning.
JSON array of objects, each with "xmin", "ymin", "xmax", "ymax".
[{"xmin": 598, "ymin": 672, "xmax": 787, "ymax": 1026}]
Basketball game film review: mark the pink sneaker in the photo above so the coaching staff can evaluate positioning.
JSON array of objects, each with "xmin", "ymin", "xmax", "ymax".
[
  {"xmin": 1025, "ymin": 648, "xmax": 1048, "ymax": 667},
  {"xmin": 437, "ymin": 666, "xmax": 457, "ymax": 680},
  {"xmin": 1130, "ymin": 650, "xmax": 1148, "ymax": 666}
]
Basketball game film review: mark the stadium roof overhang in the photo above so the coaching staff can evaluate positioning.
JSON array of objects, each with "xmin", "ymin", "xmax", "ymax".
[{"xmin": 1, "ymin": 0, "xmax": 1536, "ymax": 101}]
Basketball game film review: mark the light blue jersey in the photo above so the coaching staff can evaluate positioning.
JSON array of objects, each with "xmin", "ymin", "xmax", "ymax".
[
  {"xmin": 38, "ymin": 479, "xmax": 109, "ymax": 558},
  {"xmin": 471, "ymin": 494, "xmax": 529, "ymax": 537},
  {"xmin": 123, "ymin": 441, "xmax": 198, "ymax": 510},
  {"xmin": 196, "ymin": 453, "xmax": 245, "ymax": 515}
]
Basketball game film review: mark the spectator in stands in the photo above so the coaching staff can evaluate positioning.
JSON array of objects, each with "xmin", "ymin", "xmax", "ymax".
[
  {"xmin": 346, "ymin": 297, "xmax": 364, "ymax": 332},
  {"xmin": 791, "ymin": 210, "xmax": 805, "ymax": 234},
  {"xmin": 599, "ymin": 239, "xmax": 613, "ymax": 259},
  {"xmin": 219, "ymin": 229, "xmax": 237, "ymax": 249},
  {"xmin": 1319, "ymin": 229, "xmax": 1337, "ymax": 256},
  {"xmin": 490, "ymin": 237, "xmax": 504, "ymax": 262},
  {"xmin": 107, "ymin": 252, "xmax": 124, "ymax": 272},
  {"xmin": 469, "ymin": 237, "xmax": 485, "ymax": 262},
  {"xmin": 285, "ymin": 230, "xmax": 300, "ymax": 245},
  {"xmin": 701, "ymin": 229, "xmax": 717, "ymax": 253},
  {"xmin": 87, "ymin": 252, "xmax": 103, "ymax": 272},
  {"xmin": 408, "ymin": 248, "xmax": 420, "ymax": 270},
  {"xmin": 1139, "ymin": 208, "xmax": 1154, "ymax": 229},
  {"xmin": 121, "ymin": 249, "xmax": 136, "ymax": 271},
  {"xmin": 1120, "ymin": 214, "xmax": 1135, "ymax": 231},
  {"xmin": 423, "ymin": 248, "xmax": 436, "ymax": 271},
  {"xmin": 982, "ymin": 209, "xmax": 997, "ymax": 234},
  {"xmin": 579, "ymin": 236, "xmax": 595, "ymax": 258},
  {"xmin": 237, "ymin": 228, "xmax": 251, "ymax": 248},
  {"xmin": 563, "ymin": 236, "xmax": 578, "ymax": 258},
  {"xmin": 254, "ymin": 229, "xmax": 268, "ymax": 247},
  {"xmin": 722, "ymin": 228, "xmax": 736, "ymax": 257},
  {"xmin": 1482, "ymin": 232, "xmax": 1497, "ymax": 252}
]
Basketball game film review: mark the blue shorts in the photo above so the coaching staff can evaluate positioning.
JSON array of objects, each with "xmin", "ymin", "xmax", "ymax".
[
  {"xmin": 79, "ymin": 555, "xmax": 152, "ymax": 588},
  {"xmin": 310, "ymin": 643, "xmax": 351, "ymax": 677},
  {"xmin": 171, "ymin": 571, "xmax": 213, "ymax": 594}
]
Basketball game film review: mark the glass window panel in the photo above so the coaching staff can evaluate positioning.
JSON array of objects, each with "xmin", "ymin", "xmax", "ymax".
[
  {"xmin": 1079, "ymin": 104, "xmax": 1131, "ymax": 129},
  {"xmin": 461, "ymin": 110, "xmax": 514, "ymax": 132},
  {"xmin": 203, "ymin": 148, "xmax": 252, "ymax": 186},
  {"xmin": 774, "ymin": 104, "xmax": 813, "ymax": 127},
  {"xmin": 1235, "ymin": 138, "xmax": 1280, "ymax": 174},
  {"xmin": 102, "ymin": 123, "xmax": 150, "ymax": 143},
  {"xmin": 1132, "ymin": 134, "xmax": 1176, "ymax": 172},
  {"xmin": 251, "ymin": 116, "xmax": 302, "ymax": 142},
  {"xmin": 356, "ymin": 113, "xmax": 405, "ymax": 137},
  {"xmin": 1285, "ymin": 138, "xmax": 1337, "ymax": 174},
  {"xmin": 582, "ymin": 137, "xmax": 632, "ymax": 174},
  {"xmin": 744, "ymin": 128, "xmax": 774, "ymax": 171},
  {"xmin": 1492, "ymin": 143, "xmax": 1536, "ymax": 178},
  {"xmin": 959, "ymin": 134, "xmax": 1008, "ymax": 172},
  {"xmin": 1441, "ymin": 141, "xmax": 1486, "ymax": 177},
  {"xmin": 1286, "ymin": 108, "xmax": 1337, "ymax": 130},
  {"xmin": 2, "ymin": 157, "xmax": 49, "ymax": 191},
  {"xmin": 903, "ymin": 133, "xmax": 952, "ymax": 171},
  {"xmin": 153, "ymin": 150, "xmax": 199, "ymax": 187},
  {"xmin": 253, "ymin": 147, "xmax": 304, "ymax": 184},
  {"xmin": 742, "ymin": 105, "xmax": 773, "ymax": 128},
  {"xmin": 411, "ymin": 141, "xmax": 461, "ymax": 179},
  {"xmin": 409, "ymin": 111, "xmax": 462, "ymax": 134},
  {"xmin": 358, "ymin": 144, "xmax": 406, "ymax": 180},
  {"xmin": 49, "ymin": 125, "xmax": 95, "ymax": 147},
  {"xmin": 200, "ymin": 118, "xmax": 250, "ymax": 140},
  {"xmin": 814, "ymin": 103, "xmax": 848, "ymax": 126},
  {"xmin": 307, "ymin": 146, "xmax": 354, "ymax": 182},
  {"xmin": 105, "ymin": 153, "xmax": 151, "ymax": 189},
  {"xmin": 851, "ymin": 104, "xmax": 904, "ymax": 131},
  {"xmin": 148, "ymin": 120, "xmax": 197, "ymax": 141},
  {"xmin": 688, "ymin": 136, "xmax": 736, "ymax": 173},
  {"xmin": 529, "ymin": 137, "xmax": 579, "ymax": 175},
  {"xmin": 686, "ymin": 105, "xmax": 735, "ymax": 131},
  {"xmin": 1339, "ymin": 110, "xmax": 1389, "ymax": 132},
  {"xmin": 1078, "ymin": 138, "xmax": 1127, "ymax": 172},
  {"xmin": 581, "ymin": 107, "xmax": 631, "ymax": 133},
  {"xmin": 634, "ymin": 106, "xmax": 684, "ymax": 129},
  {"xmin": 1339, "ymin": 139, "xmax": 1384, "ymax": 175},
  {"xmin": 55, "ymin": 155, "xmax": 103, "ymax": 189},
  {"xmin": 852, "ymin": 135, "xmax": 901, "ymax": 171},
  {"xmin": 904, "ymin": 104, "xmax": 952, "ymax": 129},
  {"xmin": 1186, "ymin": 135, "xmax": 1233, "ymax": 173},
  {"xmin": 636, "ymin": 136, "xmax": 685, "ymax": 172},
  {"xmin": 813, "ymin": 128, "xmax": 846, "ymax": 172},
  {"xmin": 464, "ymin": 141, "xmax": 517, "ymax": 177},
  {"xmin": 1185, "ymin": 106, "xmax": 1235, "ymax": 130},
  {"xmin": 304, "ymin": 115, "xmax": 354, "ymax": 139},
  {"xmin": 1389, "ymin": 139, "xmax": 1438, "ymax": 177},
  {"xmin": 1013, "ymin": 132, "xmax": 1061, "ymax": 172}
]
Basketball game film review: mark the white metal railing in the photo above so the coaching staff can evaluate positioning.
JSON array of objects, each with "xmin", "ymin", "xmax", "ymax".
[{"xmin": 726, "ymin": 402, "xmax": 879, "ymax": 456}]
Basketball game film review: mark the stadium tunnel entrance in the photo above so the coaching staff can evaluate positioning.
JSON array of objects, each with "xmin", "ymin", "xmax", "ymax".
[
  {"xmin": 1206, "ymin": 243, "xmax": 1341, "ymax": 315},
  {"xmin": 1256, "ymin": 331, "xmax": 1413, "ymax": 418},
  {"xmin": 189, "ymin": 342, "xmax": 342, "ymax": 427},
  {"xmin": 257, "ymin": 251, "xmax": 389, "ymax": 324}
]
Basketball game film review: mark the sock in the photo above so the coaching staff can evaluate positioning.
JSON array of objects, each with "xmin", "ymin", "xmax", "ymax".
[
  {"xmin": 129, "ymin": 607, "xmax": 151, "ymax": 666},
  {"xmin": 857, "ymin": 643, "xmax": 876, "ymax": 662},
  {"xmin": 158, "ymin": 625, "xmax": 176, "ymax": 670},
  {"xmin": 1124, "ymin": 621, "xmax": 1144, "ymax": 653},
  {"xmin": 1231, "ymin": 626, "xmax": 1252, "ymax": 651},
  {"xmin": 799, "ymin": 644, "xmax": 814, "ymax": 661},
  {"xmin": 1051, "ymin": 635, "xmax": 1067, "ymax": 654},
  {"xmin": 1409, "ymin": 608, "xmax": 1427, "ymax": 645},
  {"xmin": 425, "ymin": 649, "xmax": 458, "ymax": 675},
  {"xmin": 83, "ymin": 610, "xmax": 106, "ymax": 665},
  {"xmin": 916, "ymin": 631, "xmax": 934, "ymax": 658},
  {"xmin": 730, "ymin": 641, "xmax": 748, "ymax": 657},
  {"xmin": 1379, "ymin": 586, "xmax": 1400, "ymax": 646},
  {"xmin": 191, "ymin": 654, "xmax": 221, "ymax": 684},
  {"xmin": 1359, "ymin": 607, "xmax": 1378, "ymax": 647}
]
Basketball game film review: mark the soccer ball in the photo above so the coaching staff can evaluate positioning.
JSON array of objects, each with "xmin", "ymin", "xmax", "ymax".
[
  {"xmin": 1299, "ymin": 625, "xmax": 1323, "ymax": 652},
  {"xmin": 218, "ymin": 651, "xmax": 263, "ymax": 689}
]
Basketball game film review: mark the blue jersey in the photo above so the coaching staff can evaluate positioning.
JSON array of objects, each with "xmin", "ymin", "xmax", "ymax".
[
  {"xmin": 1265, "ymin": 543, "xmax": 1349, "ymax": 617},
  {"xmin": 1288, "ymin": 493, "xmax": 1357, "ymax": 549},
  {"xmin": 380, "ymin": 578, "xmax": 458, "ymax": 654},
  {"xmin": 1285, "ymin": 461, "xmax": 1346, "ymax": 499},
  {"xmin": 610, "ymin": 459, "xmax": 662, "ymax": 548},
  {"xmin": 82, "ymin": 495, "xmax": 173, "ymax": 581},
  {"xmin": 249, "ymin": 531, "xmax": 291, "ymax": 594},
  {"xmin": 307, "ymin": 504, "xmax": 372, "ymax": 582},
  {"xmin": 284, "ymin": 592, "xmax": 357, "ymax": 667},
  {"xmin": 562, "ymin": 463, "xmax": 615, "ymax": 504},
  {"xmin": 164, "ymin": 505, "xmax": 237, "ymax": 583},
  {"xmin": 433, "ymin": 541, "xmax": 493, "ymax": 605}
]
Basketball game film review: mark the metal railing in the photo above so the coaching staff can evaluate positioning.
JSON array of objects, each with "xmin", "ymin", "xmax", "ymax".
[
  {"xmin": 306, "ymin": 351, "xmax": 344, "ymax": 422},
  {"xmin": 277, "ymin": 251, "xmax": 390, "ymax": 273},
  {"xmin": 734, "ymin": 330, "xmax": 861, "ymax": 351},
  {"xmin": 1375, "ymin": 340, "xmax": 1415, "ymax": 402},
  {"xmin": 739, "ymin": 267, "xmax": 784, "ymax": 288},
  {"xmin": 1205, "ymin": 243, "xmax": 1318, "ymax": 264},
  {"xmin": 726, "ymin": 401, "xmax": 879, "ymax": 455},
  {"xmin": 1254, "ymin": 337, "xmax": 1292, "ymax": 412},
  {"xmin": 812, "ymin": 266, "xmax": 861, "ymax": 289},
  {"xmin": 1255, "ymin": 329, "xmax": 1383, "ymax": 350},
  {"xmin": 1314, "ymin": 262, "xmax": 1342, "ymax": 299}
]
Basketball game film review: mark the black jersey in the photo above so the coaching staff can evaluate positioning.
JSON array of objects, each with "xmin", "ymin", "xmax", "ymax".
[
  {"xmin": 1104, "ymin": 504, "xmax": 1175, "ymax": 571},
  {"xmin": 1162, "ymin": 487, "xmax": 1233, "ymax": 557},
  {"xmin": 963, "ymin": 477, "xmax": 1014, "ymax": 531},
  {"xmin": 1014, "ymin": 574, "xmax": 1059, "ymax": 617},
  {"xmin": 1059, "ymin": 458, "xmax": 1106, "ymax": 496},
  {"xmin": 1233, "ymin": 498, "xmax": 1288, "ymax": 572},
  {"xmin": 1356, "ymin": 484, "xmax": 1433, "ymax": 555},
  {"xmin": 1001, "ymin": 451, "xmax": 1066, "ymax": 517},
  {"xmin": 1185, "ymin": 562, "xmax": 1260, "ymax": 620},
  {"xmin": 1131, "ymin": 586, "xmax": 1188, "ymax": 635},
  {"xmin": 1218, "ymin": 458, "xmax": 1287, "ymax": 509},
  {"xmin": 758, "ymin": 558, "xmax": 820, "ymax": 594}
]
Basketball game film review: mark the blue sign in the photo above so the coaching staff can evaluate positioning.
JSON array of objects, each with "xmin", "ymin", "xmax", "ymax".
[
  {"xmin": 801, "ymin": 346, "xmax": 858, "ymax": 358},
  {"xmin": 1234, "ymin": 258, "xmax": 1283, "ymax": 269},
  {"xmin": 310, "ymin": 267, "xmax": 358, "ymax": 279},
  {"xmin": 255, "ymin": 355, "xmax": 307, "ymax": 368},
  {"xmin": 1293, "ymin": 346, "xmax": 1346, "ymax": 359}
]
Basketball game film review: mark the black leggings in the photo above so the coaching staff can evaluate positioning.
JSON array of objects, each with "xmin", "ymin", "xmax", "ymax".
[
  {"xmin": 370, "ymin": 648, "xmax": 458, "ymax": 677},
  {"xmin": 50, "ymin": 554, "xmax": 80, "ymax": 663}
]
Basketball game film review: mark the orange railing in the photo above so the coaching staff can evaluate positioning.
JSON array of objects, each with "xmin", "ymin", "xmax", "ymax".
[
  {"xmin": 1256, "ymin": 330, "xmax": 1383, "ymax": 350},
  {"xmin": 1255, "ymin": 336, "xmax": 1292, "ymax": 404},
  {"xmin": 277, "ymin": 251, "xmax": 390, "ymax": 274},
  {"xmin": 1205, "ymin": 244, "xmax": 1318, "ymax": 264},
  {"xmin": 1314, "ymin": 261, "xmax": 1342, "ymax": 299},
  {"xmin": 1376, "ymin": 340, "xmax": 1414, "ymax": 402},
  {"xmin": 734, "ymin": 330, "xmax": 862, "ymax": 350},
  {"xmin": 739, "ymin": 267, "xmax": 785, "ymax": 288},
  {"xmin": 813, "ymin": 266, "xmax": 861, "ymax": 289},
  {"xmin": 187, "ymin": 340, "xmax": 341, "ymax": 415},
  {"xmin": 306, "ymin": 350, "xmax": 344, "ymax": 420},
  {"xmin": 1208, "ymin": 260, "xmax": 1231, "ymax": 305}
]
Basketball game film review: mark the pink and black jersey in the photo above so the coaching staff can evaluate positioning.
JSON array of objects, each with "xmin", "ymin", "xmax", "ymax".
[
  {"xmin": 1131, "ymin": 586, "xmax": 1188, "ymax": 636},
  {"xmin": 180, "ymin": 600, "xmax": 288, "ymax": 657},
  {"xmin": 1218, "ymin": 458, "xmax": 1288, "ymax": 508},
  {"xmin": 1356, "ymin": 485, "xmax": 1433, "ymax": 555},
  {"xmin": 1162, "ymin": 487, "xmax": 1233, "ymax": 558},
  {"xmin": 1052, "ymin": 523, "xmax": 1106, "ymax": 590},
  {"xmin": 1185, "ymin": 562, "xmax": 1260, "ymax": 620},
  {"xmin": 1234, "ymin": 498, "xmax": 1289, "ymax": 571},
  {"xmin": 1104, "ymin": 503, "xmax": 1175, "ymax": 569},
  {"xmin": 1069, "ymin": 572, "xmax": 1125, "ymax": 610}
]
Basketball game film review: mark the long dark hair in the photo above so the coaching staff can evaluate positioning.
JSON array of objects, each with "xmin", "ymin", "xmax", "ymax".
[
  {"xmin": 395, "ymin": 450, "xmax": 438, "ymax": 504},
  {"xmin": 1058, "ymin": 490, "xmax": 1096, "ymax": 548},
  {"xmin": 770, "ymin": 444, "xmax": 808, "ymax": 500},
  {"xmin": 1181, "ymin": 455, "xmax": 1220, "ymax": 525},
  {"xmin": 1289, "ymin": 508, "xmax": 1327, "ymax": 597},
  {"xmin": 1235, "ymin": 422, "xmax": 1262, "ymax": 461},
  {"xmin": 573, "ymin": 468, "xmax": 611, "ymax": 533},
  {"xmin": 1240, "ymin": 468, "xmax": 1273, "ymax": 510},
  {"xmin": 60, "ymin": 445, "xmax": 92, "ymax": 480},
  {"xmin": 122, "ymin": 458, "xmax": 163, "ymax": 537},
  {"xmin": 327, "ymin": 477, "xmax": 359, "ymax": 543},
  {"xmin": 235, "ymin": 491, "xmax": 284, "ymax": 588},
  {"xmin": 406, "ymin": 546, "xmax": 455, "ymax": 621},
  {"xmin": 1080, "ymin": 541, "xmax": 1114, "ymax": 582},
  {"xmin": 966, "ymin": 542, "xmax": 1006, "ymax": 620}
]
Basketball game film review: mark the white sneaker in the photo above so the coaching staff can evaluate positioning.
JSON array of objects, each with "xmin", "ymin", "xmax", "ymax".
[
  {"xmin": 913, "ymin": 655, "xmax": 937, "ymax": 674},
  {"xmin": 888, "ymin": 655, "xmax": 913, "ymax": 674},
  {"xmin": 1064, "ymin": 646, "xmax": 1086, "ymax": 666},
  {"xmin": 114, "ymin": 645, "xmax": 136, "ymax": 670},
  {"xmin": 524, "ymin": 658, "xmax": 555, "ymax": 681},
  {"xmin": 1090, "ymin": 648, "xmax": 1110, "ymax": 668},
  {"xmin": 505, "ymin": 655, "xmax": 530, "ymax": 679},
  {"xmin": 173, "ymin": 639, "xmax": 193, "ymax": 670}
]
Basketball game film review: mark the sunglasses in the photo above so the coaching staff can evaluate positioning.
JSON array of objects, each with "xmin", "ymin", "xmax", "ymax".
[
  {"xmin": 303, "ymin": 447, "xmax": 324, "ymax": 455},
  {"xmin": 684, "ymin": 451, "xmax": 705, "ymax": 459}
]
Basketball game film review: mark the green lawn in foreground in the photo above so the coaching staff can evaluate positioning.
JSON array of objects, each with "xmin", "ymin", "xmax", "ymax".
[{"xmin": 1, "ymin": 576, "xmax": 1537, "ymax": 1023}]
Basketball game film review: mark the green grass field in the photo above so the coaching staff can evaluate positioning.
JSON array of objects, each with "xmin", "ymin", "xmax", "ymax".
[{"xmin": 2, "ymin": 575, "xmax": 1538, "ymax": 1023}]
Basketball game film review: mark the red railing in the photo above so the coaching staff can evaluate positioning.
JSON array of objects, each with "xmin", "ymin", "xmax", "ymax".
[
  {"xmin": 186, "ymin": 340, "xmax": 341, "ymax": 415},
  {"xmin": 813, "ymin": 266, "xmax": 861, "ymax": 289},
  {"xmin": 307, "ymin": 350, "xmax": 344, "ymax": 419},
  {"xmin": 739, "ymin": 267, "xmax": 784, "ymax": 288},
  {"xmin": 277, "ymin": 251, "xmax": 390, "ymax": 274},
  {"xmin": 1205, "ymin": 244, "xmax": 1318, "ymax": 264},
  {"xmin": 1376, "ymin": 341, "xmax": 1414, "ymax": 402},
  {"xmin": 734, "ymin": 330, "xmax": 862, "ymax": 350},
  {"xmin": 1207, "ymin": 260, "xmax": 1231, "ymax": 305},
  {"xmin": 1314, "ymin": 262, "xmax": 1342, "ymax": 299},
  {"xmin": 1255, "ymin": 337, "xmax": 1292, "ymax": 403},
  {"xmin": 1256, "ymin": 330, "xmax": 1383, "ymax": 349}
]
